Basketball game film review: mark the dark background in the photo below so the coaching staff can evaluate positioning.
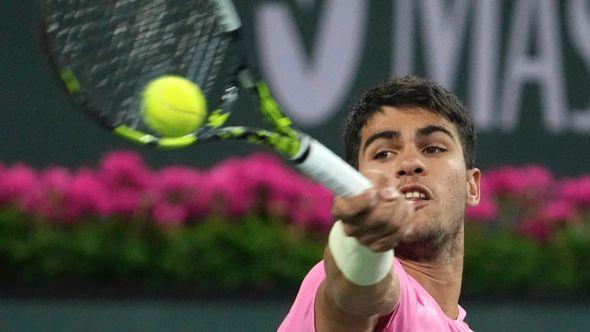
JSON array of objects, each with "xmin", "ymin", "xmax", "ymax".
[{"xmin": 1, "ymin": 0, "xmax": 589, "ymax": 175}]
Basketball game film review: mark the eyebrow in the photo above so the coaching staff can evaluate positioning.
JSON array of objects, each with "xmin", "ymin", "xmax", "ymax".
[
  {"xmin": 362, "ymin": 125, "xmax": 456, "ymax": 153},
  {"xmin": 416, "ymin": 125, "xmax": 455, "ymax": 141},
  {"xmin": 362, "ymin": 130, "xmax": 400, "ymax": 153}
]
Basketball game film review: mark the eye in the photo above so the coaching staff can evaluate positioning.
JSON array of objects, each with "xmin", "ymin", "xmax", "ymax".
[
  {"xmin": 423, "ymin": 146, "xmax": 446, "ymax": 155},
  {"xmin": 374, "ymin": 150, "xmax": 395, "ymax": 160}
]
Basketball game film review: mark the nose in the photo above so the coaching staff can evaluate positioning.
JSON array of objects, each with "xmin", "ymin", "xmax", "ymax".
[{"xmin": 396, "ymin": 150, "xmax": 426, "ymax": 177}]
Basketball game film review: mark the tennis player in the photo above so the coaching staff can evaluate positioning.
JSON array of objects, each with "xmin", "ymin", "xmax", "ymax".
[{"xmin": 279, "ymin": 76, "xmax": 480, "ymax": 331}]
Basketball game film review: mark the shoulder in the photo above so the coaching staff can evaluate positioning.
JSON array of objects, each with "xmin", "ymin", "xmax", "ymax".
[{"xmin": 383, "ymin": 258, "xmax": 473, "ymax": 331}]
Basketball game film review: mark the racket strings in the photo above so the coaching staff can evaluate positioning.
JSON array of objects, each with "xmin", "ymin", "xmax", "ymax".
[{"xmin": 45, "ymin": 0, "xmax": 232, "ymax": 131}]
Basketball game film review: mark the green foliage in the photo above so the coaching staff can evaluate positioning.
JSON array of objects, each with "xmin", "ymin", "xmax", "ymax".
[
  {"xmin": 544, "ymin": 224, "xmax": 590, "ymax": 294},
  {"xmin": 2, "ymin": 209, "xmax": 589, "ymax": 298},
  {"xmin": 0, "ymin": 212, "xmax": 324, "ymax": 295},
  {"xmin": 157, "ymin": 216, "xmax": 324, "ymax": 291},
  {"xmin": 464, "ymin": 226, "xmax": 543, "ymax": 297},
  {"xmin": 463, "ymin": 223, "xmax": 590, "ymax": 299}
]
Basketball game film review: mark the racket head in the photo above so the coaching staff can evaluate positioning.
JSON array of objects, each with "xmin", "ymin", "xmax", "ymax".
[
  {"xmin": 39, "ymin": 0, "xmax": 370, "ymax": 198},
  {"xmin": 41, "ymin": 0, "xmax": 243, "ymax": 147}
]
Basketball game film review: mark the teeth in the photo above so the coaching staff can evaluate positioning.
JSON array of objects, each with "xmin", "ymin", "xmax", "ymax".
[{"xmin": 403, "ymin": 191, "xmax": 425, "ymax": 199}]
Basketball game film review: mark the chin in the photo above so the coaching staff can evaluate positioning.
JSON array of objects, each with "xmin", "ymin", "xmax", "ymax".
[{"xmin": 396, "ymin": 215, "xmax": 464, "ymax": 261}]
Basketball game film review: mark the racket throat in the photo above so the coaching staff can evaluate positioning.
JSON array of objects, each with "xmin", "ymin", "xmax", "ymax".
[
  {"xmin": 291, "ymin": 135, "xmax": 312, "ymax": 164},
  {"xmin": 292, "ymin": 137, "xmax": 372, "ymax": 197}
]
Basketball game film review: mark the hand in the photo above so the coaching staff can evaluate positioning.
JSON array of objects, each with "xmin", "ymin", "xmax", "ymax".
[{"xmin": 331, "ymin": 169, "xmax": 414, "ymax": 252}]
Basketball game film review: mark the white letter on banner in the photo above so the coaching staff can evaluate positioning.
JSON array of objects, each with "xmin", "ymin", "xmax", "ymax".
[
  {"xmin": 500, "ymin": 0, "xmax": 567, "ymax": 132},
  {"xmin": 256, "ymin": 0, "xmax": 367, "ymax": 126},
  {"xmin": 567, "ymin": 0, "xmax": 590, "ymax": 132},
  {"xmin": 419, "ymin": 0, "xmax": 471, "ymax": 88},
  {"xmin": 468, "ymin": 0, "xmax": 501, "ymax": 131}
]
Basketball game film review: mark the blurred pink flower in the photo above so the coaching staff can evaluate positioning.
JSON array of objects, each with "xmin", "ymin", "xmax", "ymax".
[
  {"xmin": 243, "ymin": 153, "xmax": 334, "ymax": 231},
  {"xmin": 11, "ymin": 150, "xmax": 587, "ymax": 240},
  {"xmin": 109, "ymin": 188, "xmax": 151, "ymax": 218},
  {"xmin": 244, "ymin": 153, "xmax": 296, "ymax": 194},
  {"xmin": 539, "ymin": 200, "xmax": 578, "ymax": 222},
  {"xmin": 301, "ymin": 185, "xmax": 334, "ymax": 233},
  {"xmin": 519, "ymin": 200, "xmax": 578, "ymax": 242},
  {"xmin": 486, "ymin": 165, "xmax": 553, "ymax": 199},
  {"xmin": 208, "ymin": 157, "xmax": 257, "ymax": 218},
  {"xmin": 61, "ymin": 169, "xmax": 111, "ymax": 222},
  {"xmin": 203, "ymin": 152, "xmax": 336, "ymax": 231},
  {"xmin": 558, "ymin": 176, "xmax": 590, "ymax": 208},
  {"xmin": 265, "ymin": 181, "xmax": 300, "ymax": 220},
  {"xmin": 248, "ymin": 154, "xmax": 304, "ymax": 215},
  {"xmin": 466, "ymin": 198, "xmax": 498, "ymax": 222},
  {"xmin": 519, "ymin": 217, "xmax": 551, "ymax": 242},
  {"xmin": 29, "ymin": 167, "xmax": 72, "ymax": 220},
  {"xmin": 151, "ymin": 166, "xmax": 212, "ymax": 226},
  {"xmin": 98, "ymin": 151, "xmax": 153, "ymax": 217},
  {"xmin": 279, "ymin": 180, "xmax": 313, "ymax": 226},
  {"xmin": 266, "ymin": 174, "xmax": 333, "ymax": 232},
  {"xmin": 152, "ymin": 203, "xmax": 187, "ymax": 227},
  {"xmin": 0, "ymin": 164, "xmax": 38, "ymax": 211},
  {"xmin": 98, "ymin": 151, "xmax": 152, "ymax": 189}
]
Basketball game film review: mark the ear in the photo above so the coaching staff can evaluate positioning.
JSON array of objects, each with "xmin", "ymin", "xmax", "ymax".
[{"xmin": 465, "ymin": 168, "xmax": 481, "ymax": 206}]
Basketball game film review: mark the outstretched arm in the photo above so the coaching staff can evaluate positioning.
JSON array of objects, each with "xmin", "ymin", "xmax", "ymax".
[{"xmin": 315, "ymin": 170, "xmax": 414, "ymax": 332}]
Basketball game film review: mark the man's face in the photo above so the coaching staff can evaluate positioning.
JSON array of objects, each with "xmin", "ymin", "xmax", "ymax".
[{"xmin": 358, "ymin": 106, "xmax": 480, "ymax": 259}]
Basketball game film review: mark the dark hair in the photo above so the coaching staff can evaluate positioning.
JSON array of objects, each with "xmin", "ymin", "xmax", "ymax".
[{"xmin": 343, "ymin": 75, "xmax": 476, "ymax": 169}]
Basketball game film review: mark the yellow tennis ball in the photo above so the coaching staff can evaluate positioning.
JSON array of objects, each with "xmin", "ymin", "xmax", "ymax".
[{"xmin": 141, "ymin": 76, "xmax": 207, "ymax": 137}]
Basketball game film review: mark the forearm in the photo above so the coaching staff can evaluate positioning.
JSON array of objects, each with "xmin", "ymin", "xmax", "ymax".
[
  {"xmin": 315, "ymin": 222, "xmax": 400, "ymax": 331},
  {"xmin": 324, "ymin": 246, "xmax": 398, "ymax": 317}
]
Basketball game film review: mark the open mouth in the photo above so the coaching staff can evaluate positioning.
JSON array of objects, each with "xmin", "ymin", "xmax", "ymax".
[
  {"xmin": 402, "ymin": 190, "xmax": 428, "ymax": 200},
  {"xmin": 398, "ymin": 184, "xmax": 432, "ymax": 203}
]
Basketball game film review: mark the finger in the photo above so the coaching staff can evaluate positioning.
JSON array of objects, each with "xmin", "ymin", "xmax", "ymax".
[
  {"xmin": 363, "ymin": 169, "xmax": 392, "ymax": 189},
  {"xmin": 353, "ymin": 201, "xmax": 415, "ymax": 247},
  {"xmin": 379, "ymin": 186, "xmax": 400, "ymax": 202},
  {"xmin": 332, "ymin": 187, "xmax": 379, "ymax": 220},
  {"xmin": 354, "ymin": 222, "xmax": 400, "ymax": 245},
  {"xmin": 365, "ymin": 223, "xmax": 414, "ymax": 252},
  {"xmin": 366, "ymin": 234, "xmax": 403, "ymax": 252},
  {"xmin": 363, "ymin": 169, "xmax": 400, "ymax": 202},
  {"xmin": 353, "ymin": 210, "xmax": 412, "ymax": 248},
  {"xmin": 343, "ymin": 196, "xmax": 412, "ymax": 236}
]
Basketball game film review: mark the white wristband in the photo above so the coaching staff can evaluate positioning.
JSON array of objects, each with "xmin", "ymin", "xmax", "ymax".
[{"xmin": 328, "ymin": 220, "xmax": 393, "ymax": 286}]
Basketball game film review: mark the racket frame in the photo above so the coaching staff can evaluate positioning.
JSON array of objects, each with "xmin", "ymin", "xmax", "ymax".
[{"xmin": 40, "ymin": 0, "xmax": 373, "ymax": 197}]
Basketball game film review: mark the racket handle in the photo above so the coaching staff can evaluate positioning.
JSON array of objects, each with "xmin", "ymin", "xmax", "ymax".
[{"xmin": 292, "ymin": 137, "xmax": 372, "ymax": 197}]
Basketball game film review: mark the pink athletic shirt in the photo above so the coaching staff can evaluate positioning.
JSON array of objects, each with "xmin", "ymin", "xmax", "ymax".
[{"xmin": 278, "ymin": 258, "xmax": 473, "ymax": 332}]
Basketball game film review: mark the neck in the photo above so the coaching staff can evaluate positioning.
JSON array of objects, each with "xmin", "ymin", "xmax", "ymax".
[{"xmin": 397, "ymin": 225, "xmax": 464, "ymax": 319}]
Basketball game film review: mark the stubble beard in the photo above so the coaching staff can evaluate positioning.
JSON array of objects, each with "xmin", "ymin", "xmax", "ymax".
[
  {"xmin": 395, "ymin": 171, "xmax": 468, "ymax": 262},
  {"xmin": 394, "ymin": 211, "xmax": 464, "ymax": 262}
]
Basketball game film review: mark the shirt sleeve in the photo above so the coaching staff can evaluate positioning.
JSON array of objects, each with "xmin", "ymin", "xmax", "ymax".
[{"xmin": 277, "ymin": 261, "xmax": 325, "ymax": 332}]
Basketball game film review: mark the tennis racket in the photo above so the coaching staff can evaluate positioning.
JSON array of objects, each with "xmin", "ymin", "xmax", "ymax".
[{"xmin": 40, "ymin": 0, "xmax": 371, "ymax": 197}]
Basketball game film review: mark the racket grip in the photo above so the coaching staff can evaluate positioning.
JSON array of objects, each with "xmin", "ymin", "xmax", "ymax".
[{"xmin": 292, "ymin": 138, "xmax": 372, "ymax": 197}]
